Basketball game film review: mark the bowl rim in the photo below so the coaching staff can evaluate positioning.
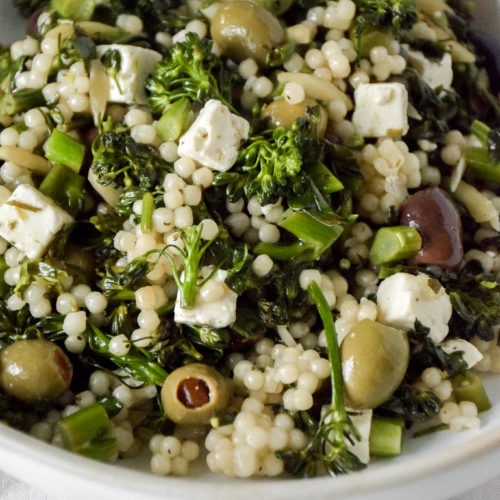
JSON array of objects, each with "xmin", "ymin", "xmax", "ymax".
[{"xmin": 1, "ymin": 413, "xmax": 500, "ymax": 499}]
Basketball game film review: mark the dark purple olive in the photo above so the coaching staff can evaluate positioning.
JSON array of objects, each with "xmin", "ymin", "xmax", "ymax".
[
  {"xmin": 26, "ymin": 9, "xmax": 43, "ymax": 35},
  {"xmin": 399, "ymin": 187, "xmax": 463, "ymax": 270}
]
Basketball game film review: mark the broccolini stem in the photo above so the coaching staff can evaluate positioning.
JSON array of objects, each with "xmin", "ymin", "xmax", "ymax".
[
  {"xmin": 141, "ymin": 192, "xmax": 155, "ymax": 233},
  {"xmin": 1, "ymin": 89, "xmax": 44, "ymax": 115}
]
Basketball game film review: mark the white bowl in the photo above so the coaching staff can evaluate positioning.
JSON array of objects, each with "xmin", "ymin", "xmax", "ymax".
[{"xmin": 1, "ymin": 2, "xmax": 499, "ymax": 499}]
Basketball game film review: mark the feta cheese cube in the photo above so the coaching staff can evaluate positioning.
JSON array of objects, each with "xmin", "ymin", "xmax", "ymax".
[
  {"xmin": 441, "ymin": 339, "xmax": 483, "ymax": 368},
  {"xmin": 177, "ymin": 99, "xmax": 250, "ymax": 172},
  {"xmin": 0, "ymin": 184, "xmax": 73, "ymax": 259},
  {"xmin": 352, "ymin": 83, "xmax": 409, "ymax": 138},
  {"xmin": 347, "ymin": 408, "xmax": 372, "ymax": 464},
  {"xmin": 408, "ymin": 51, "xmax": 453, "ymax": 90},
  {"xmin": 96, "ymin": 45, "xmax": 162, "ymax": 105},
  {"xmin": 376, "ymin": 272, "xmax": 452, "ymax": 344},
  {"xmin": 174, "ymin": 269, "xmax": 237, "ymax": 328}
]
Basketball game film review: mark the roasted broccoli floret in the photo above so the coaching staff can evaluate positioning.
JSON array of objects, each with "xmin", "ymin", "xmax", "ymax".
[{"xmin": 145, "ymin": 33, "xmax": 235, "ymax": 114}]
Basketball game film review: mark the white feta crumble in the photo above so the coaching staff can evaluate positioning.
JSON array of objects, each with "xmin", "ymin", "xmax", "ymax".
[
  {"xmin": 95, "ymin": 45, "xmax": 162, "ymax": 105},
  {"xmin": 174, "ymin": 269, "xmax": 237, "ymax": 328},
  {"xmin": 408, "ymin": 51, "xmax": 453, "ymax": 90},
  {"xmin": 376, "ymin": 272, "xmax": 452, "ymax": 344},
  {"xmin": 352, "ymin": 83, "xmax": 409, "ymax": 138},
  {"xmin": 177, "ymin": 99, "xmax": 250, "ymax": 172},
  {"xmin": 0, "ymin": 184, "xmax": 74, "ymax": 259},
  {"xmin": 440, "ymin": 339, "xmax": 483, "ymax": 368}
]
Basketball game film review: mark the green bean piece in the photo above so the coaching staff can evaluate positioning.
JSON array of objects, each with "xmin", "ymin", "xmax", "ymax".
[
  {"xmin": 452, "ymin": 371, "xmax": 492, "ymax": 412},
  {"xmin": 369, "ymin": 416, "xmax": 405, "ymax": 457},
  {"xmin": 39, "ymin": 163, "xmax": 85, "ymax": 216},
  {"xmin": 51, "ymin": 0, "xmax": 97, "ymax": 21},
  {"xmin": 45, "ymin": 129, "xmax": 86, "ymax": 172},
  {"xmin": 466, "ymin": 147, "xmax": 500, "ymax": 183},
  {"xmin": 1, "ymin": 89, "xmax": 45, "ymax": 116},
  {"xmin": 369, "ymin": 226, "xmax": 422, "ymax": 266}
]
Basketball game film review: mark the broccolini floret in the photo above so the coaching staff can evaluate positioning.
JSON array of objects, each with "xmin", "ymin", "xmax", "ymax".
[{"xmin": 145, "ymin": 33, "xmax": 236, "ymax": 114}]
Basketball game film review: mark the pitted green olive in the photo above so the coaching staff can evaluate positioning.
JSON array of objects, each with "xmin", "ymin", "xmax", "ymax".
[
  {"xmin": 161, "ymin": 363, "xmax": 231, "ymax": 424},
  {"xmin": 0, "ymin": 339, "xmax": 73, "ymax": 404},
  {"xmin": 263, "ymin": 98, "xmax": 328, "ymax": 137},
  {"xmin": 210, "ymin": 1, "xmax": 284, "ymax": 64},
  {"xmin": 341, "ymin": 319, "xmax": 409, "ymax": 410}
]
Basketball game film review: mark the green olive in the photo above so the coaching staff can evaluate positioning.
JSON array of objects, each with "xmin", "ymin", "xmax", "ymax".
[
  {"xmin": 161, "ymin": 363, "xmax": 231, "ymax": 424},
  {"xmin": 341, "ymin": 319, "xmax": 409, "ymax": 410},
  {"xmin": 0, "ymin": 339, "xmax": 73, "ymax": 404},
  {"xmin": 210, "ymin": 1, "xmax": 284, "ymax": 65},
  {"xmin": 263, "ymin": 98, "xmax": 328, "ymax": 137}
]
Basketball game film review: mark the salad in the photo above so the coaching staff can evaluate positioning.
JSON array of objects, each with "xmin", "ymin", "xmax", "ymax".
[{"xmin": 0, "ymin": 0, "xmax": 499, "ymax": 480}]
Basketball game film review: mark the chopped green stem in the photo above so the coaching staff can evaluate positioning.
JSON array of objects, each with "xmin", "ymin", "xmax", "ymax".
[
  {"xmin": 254, "ymin": 241, "xmax": 308, "ymax": 260},
  {"xmin": 45, "ymin": 129, "xmax": 86, "ymax": 172},
  {"xmin": 369, "ymin": 416, "xmax": 405, "ymax": 457},
  {"xmin": 39, "ymin": 163, "xmax": 85, "ymax": 216},
  {"xmin": 87, "ymin": 323, "xmax": 168, "ymax": 386},
  {"xmin": 156, "ymin": 98, "xmax": 191, "ymax": 141},
  {"xmin": 141, "ymin": 192, "xmax": 154, "ymax": 233},
  {"xmin": 1, "ymin": 89, "xmax": 44, "ymax": 115},
  {"xmin": 452, "ymin": 371, "xmax": 491, "ymax": 412},
  {"xmin": 57, "ymin": 403, "xmax": 115, "ymax": 460},
  {"xmin": 466, "ymin": 147, "xmax": 500, "ymax": 183},
  {"xmin": 51, "ymin": 0, "xmax": 96, "ymax": 21},
  {"xmin": 412, "ymin": 423, "xmax": 449, "ymax": 438},
  {"xmin": 309, "ymin": 162, "xmax": 344, "ymax": 195},
  {"xmin": 369, "ymin": 226, "xmax": 422, "ymax": 266},
  {"xmin": 470, "ymin": 119, "xmax": 491, "ymax": 146}
]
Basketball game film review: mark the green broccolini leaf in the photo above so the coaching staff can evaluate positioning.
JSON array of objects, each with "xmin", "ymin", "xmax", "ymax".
[
  {"xmin": 352, "ymin": 0, "xmax": 417, "ymax": 39},
  {"xmin": 14, "ymin": 260, "xmax": 70, "ymax": 297},
  {"xmin": 146, "ymin": 33, "xmax": 236, "ymax": 113},
  {"xmin": 91, "ymin": 119, "xmax": 172, "ymax": 190},
  {"xmin": 52, "ymin": 26, "xmax": 97, "ymax": 73}
]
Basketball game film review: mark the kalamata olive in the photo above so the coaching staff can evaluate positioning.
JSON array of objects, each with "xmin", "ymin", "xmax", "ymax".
[
  {"xmin": 161, "ymin": 363, "xmax": 231, "ymax": 424},
  {"xmin": 399, "ymin": 187, "xmax": 463, "ymax": 270},
  {"xmin": 210, "ymin": 1, "xmax": 284, "ymax": 65},
  {"xmin": 341, "ymin": 319, "xmax": 409, "ymax": 410},
  {"xmin": 0, "ymin": 339, "xmax": 73, "ymax": 404},
  {"xmin": 263, "ymin": 98, "xmax": 328, "ymax": 137}
]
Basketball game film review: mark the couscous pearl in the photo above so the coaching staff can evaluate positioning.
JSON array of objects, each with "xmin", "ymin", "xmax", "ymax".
[
  {"xmin": 225, "ymin": 212, "xmax": 250, "ymax": 237},
  {"xmin": 245, "ymin": 427, "xmax": 268, "ymax": 449},
  {"xmin": 64, "ymin": 335, "xmax": 86, "ymax": 354},
  {"xmin": 113, "ymin": 385, "xmax": 133, "ymax": 408},
  {"xmin": 76, "ymin": 390, "xmax": 96, "ymax": 408},
  {"xmin": 252, "ymin": 254, "xmax": 273, "ymax": 277},
  {"xmin": 41, "ymin": 36, "xmax": 58, "ymax": 55},
  {"xmin": 309, "ymin": 358, "xmax": 330, "ymax": 378},
  {"xmin": 116, "ymin": 14, "xmax": 143, "ymax": 35},
  {"xmin": 164, "ymin": 173, "xmax": 186, "ymax": 191},
  {"xmin": 69, "ymin": 61, "xmax": 85, "ymax": 76},
  {"xmin": 23, "ymin": 37, "xmax": 39, "ymax": 56},
  {"xmin": 253, "ymin": 77, "xmax": 273, "ymax": 98},
  {"xmin": 258, "ymin": 223, "xmax": 280, "ymax": 243},
  {"xmin": 156, "ymin": 32, "xmax": 173, "ymax": 48},
  {"xmin": 89, "ymin": 371, "xmax": 110, "ymax": 396},
  {"xmin": 299, "ymin": 269, "xmax": 322, "ymax": 290},
  {"xmin": 161, "ymin": 436, "xmax": 182, "ymax": 457},
  {"xmin": 171, "ymin": 456, "xmax": 189, "ymax": 476},
  {"xmin": 56, "ymin": 293, "xmax": 78, "ymax": 315},
  {"xmin": 0, "ymin": 128, "xmax": 19, "ymax": 147},
  {"xmin": 233, "ymin": 445, "xmax": 257, "ymax": 478},
  {"xmin": 30, "ymin": 299, "xmax": 52, "ymax": 318},
  {"xmin": 293, "ymin": 389, "xmax": 313, "ymax": 410},
  {"xmin": 125, "ymin": 108, "xmax": 150, "ymax": 127},
  {"xmin": 274, "ymin": 413, "xmax": 294, "ymax": 431},
  {"xmin": 24, "ymin": 108, "xmax": 45, "ymax": 128},
  {"xmin": 283, "ymin": 82, "xmax": 305, "ymax": 105},
  {"xmin": 305, "ymin": 49, "xmax": 326, "ymax": 69},
  {"xmin": 109, "ymin": 334, "xmax": 131, "ymax": 356},
  {"xmin": 131, "ymin": 328, "xmax": 153, "ymax": 348},
  {"xmin": 74, "ymin": 75, "xmax": 90, "ymax": 93},
  {"xmin": 151, "ymin": 454, "xmax": 171, "ymax": 476},
  {"xmin": 165, "ymin": 189, "xmax": 184, "ymax": 209},
  {"xmin": 192, "ymin": 167, "xmax": 213, "ymax": 188},
  {"xmin": 233, "ymin": 360, "xmax": 253, "ymax": 380},
  {"xmin": 288, "ymin": 429, "xmax": 307, "ymax": 450},
  {"xmin": 68, "ymin": 94, "xmax": 89, "ymax": 113},
  {"xmin": 238, "ymin": 58, "xmax": 258, "ymax": 79},
  {"xmin": 84, "ymin": 291, "xmax": 108, "ymax": 314},
  {"xmin": 150, "ymin": 434, "xmax": 165, "ymax": 454},
  {"xmin": 7, "ymin": 294, "xmax": 26, "ymax": 311},
  {"xmin": 132, "ymin": 200, "xmax": 143, "ymax": 215},
  {"xmin": 174, "ymin": 206, "xmax": 193, "ymax": 228},
  {"xmin": 63, "ymin": 311, "xmax": 87, "ymax": 336},
  {"xmin": 24, "ymin": 283, "xmax": 46, "ymax": 304},
  {"xmin": 159, "ymin": 141, "xmax": 179, "ymax": 162},
  {"xmin": 200, "ymin": 280, "xmax": 226, "ymax": 303},
  {"xmin": 283, "ymin": 53, "xmax": 304, "ymax": 72},
  {"xmin": 181, "ymin": 440, "xmax": 199, "ymax": 461},
  {"xmin": 62, "ymin": 405, "xmax": 80, "ymax": 418},
  {"xmin": 186, "ymin": 19, "xmax": 207, "ymax": 38},
  {"xmin": 31, "ymin": 422, "xmax": 53, "ymax": 442},
  {"xmin": 244, "ymin": 370, "xmax": 265, "ymax": 391},
  {"xmin": 226, "ymin": 198, "xmax": 245, "ymax": 213},
  {"xmin": 174, "ymin": 157, "xmax": 196, "ymax": 179},
  {"xmin": 131, "ymin": 124, "xmax": 156, "ymax": 144},
  {"xmin": 183, "ymin": 185, "xmax": 202, "ymax": 206},
  {"xmin": 278, "ymin": 363, "xmax": 299, "ymax": 384},
  {"xmin": 200, "ymin": 219, "xmax": 219, "ymax": 240},
  {"xmin": 138, "ymin": 309, "xmax": 160, "ymax": 330},
  {"xmin": 72, "ymin": 284, "xmax": 91, "ymax": 306}
]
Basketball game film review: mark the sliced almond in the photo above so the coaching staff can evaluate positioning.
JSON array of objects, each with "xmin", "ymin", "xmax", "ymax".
[{"xmin": 0, "ymin": 146, "xmax": 50, "ymax": 174}]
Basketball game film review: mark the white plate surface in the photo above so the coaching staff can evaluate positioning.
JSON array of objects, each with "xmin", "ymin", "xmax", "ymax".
[{"xmin": 0, "ymin": 1, "xmax": 499, "ymax": 499}]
